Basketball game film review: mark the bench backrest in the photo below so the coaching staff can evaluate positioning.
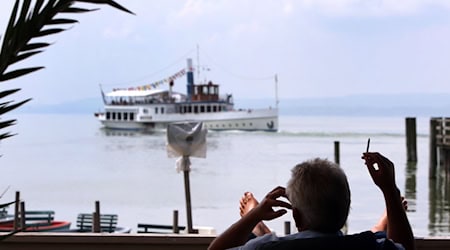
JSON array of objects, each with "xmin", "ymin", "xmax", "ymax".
[
  {"xmin": 76, "ymin": 213, "xmax": 118, "ymax": 233},
  {"xmin": 23, "ymin": 210, "xmax": 55, "ymax": 226}
]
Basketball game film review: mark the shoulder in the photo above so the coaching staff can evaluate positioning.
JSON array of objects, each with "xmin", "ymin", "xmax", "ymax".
[
  {"xmin": 229, "ymin": 233, "xmax": 280, "ymax": 250},
  {"xmin": 255, "ymin": 231, "xmax": 405, "ymax": 250},
  {"xmin": 376, "ymin": 238, "xmax": 405, "ymax": 250}
]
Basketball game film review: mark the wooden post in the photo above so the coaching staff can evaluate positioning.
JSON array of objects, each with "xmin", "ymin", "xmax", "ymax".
[
  {"xmin": 334, "ymin": 141, "xmax": 340, "ymax": 165},
  {"xmin": 443, "ymin": 118, "xmax": 450, "ymax": 170},
  {"xmin": 284, "ymin": 221, "xmax": 291, "ymax": 235},
  {"xmin": 20, "ymin": 201, "xmax": 25, "ymax": 230},
  {"xmin": 184, "ymin": 169, "xmax": 196, "ymax": 234},
  {"xmin": 429, "ymin": 118, "xmax": 439, "ymax": 179},
  {"xmin": 445, "ymin": 149, "xmax": 450, "ymax": 173},
  {"xmin": 173, "ymin": 210, "xmax": 179, "ymax": 233},
  {"xmin": 406, "ymin": 117, "xmax": 417, "ymax": 162},
  {"xmin": 13, "ymin": 191, "xmax": 20, "ymax": 231},
  {"xmin": 93, "ymin": 200, "xmax": 100, "ymax": 233}
]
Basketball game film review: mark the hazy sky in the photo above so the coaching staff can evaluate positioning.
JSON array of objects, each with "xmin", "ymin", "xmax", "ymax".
[{"xmin": 1, "ymin": 0, "xmax": 450, "ymax": 106}]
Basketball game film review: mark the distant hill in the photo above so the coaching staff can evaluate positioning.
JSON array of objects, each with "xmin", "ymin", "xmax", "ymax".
[
  {"xmin": 238, "ymin": 93, "xmax": 450, "ymax": 117},
  {"xmin": 13, "ymin": 93, "xmax": 450, "ymax": 117}
]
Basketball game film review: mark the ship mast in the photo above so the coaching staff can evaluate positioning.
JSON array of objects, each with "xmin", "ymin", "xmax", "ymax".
[{"xmin": 196, "ymin": 44, "xmax": 200, "ymax": 83}]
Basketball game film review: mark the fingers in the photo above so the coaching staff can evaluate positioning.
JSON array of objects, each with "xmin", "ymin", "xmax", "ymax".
[
  {"xmin": 265, "ymin": 186, "xmax": 291, "ymax": 208},
  {"xmin": 266, "ymin": 209, "xmax": 287, "ymax": 220},
  {"xmin": 362, "ymin": 152, "xmax": 394, "ymax": 175},
  {"xmin": 362, "ymin": 152, "xmax": 393, "ymax": 167},
  {"xmin": 362, "ymin": 152, "xmax": 378, "ymax": 176},
  {"xmin": 267, "ymin": 198, "xmax": 292, "ymax": 210},
  {"xmin": 401, "ymin": 196, "xmax": 408, "ymax": 211},
  {"xmin": 266, "ymin": 186, "xmax": 287, "ymax": 199}
]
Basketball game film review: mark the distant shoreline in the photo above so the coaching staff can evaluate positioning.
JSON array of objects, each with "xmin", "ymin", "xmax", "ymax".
[{"xmin": 11, "ymin": 93, "xmax": 450, "ymax": 117}]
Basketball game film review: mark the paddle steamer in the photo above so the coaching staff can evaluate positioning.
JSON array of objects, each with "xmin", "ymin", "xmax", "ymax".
[{"xmin": 95, "ymin": 59, "xmax": 278, "ymax": 132}]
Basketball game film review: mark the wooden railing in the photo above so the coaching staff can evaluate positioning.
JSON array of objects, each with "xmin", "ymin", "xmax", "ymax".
[
  {"xmin": 0, "ymin": 233, "xmax": 450, "ymax": 250},
  {"xmin": 431, "ymin": 117, "xmax": 450, "ymax": 146},
  {"xmin": 429, "ymin": 117, "xmax": 450, "ymax": 175}
]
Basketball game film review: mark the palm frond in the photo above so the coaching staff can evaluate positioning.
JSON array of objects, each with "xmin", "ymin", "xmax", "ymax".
[
  {"xmin": 0, "ymin": 230, "xmax": 21, "ymax": 241},
  {"xmin": 59, "ymin": 7, "xmax": 97, "ymax": 13},
  {"xmin": 77, "ymin": 0, "xmax": 134, "ymax": 14},
  {"xmin": 0, "ymin": 0, "xmax": 133, "ymax": 143},
  {"xmin": 0, "ymin": 89, "xmax": 21, "ymax": 99},
  {"xmin": 47, "ymin": 18, "xmax": 78, "ymax": 25},
  {"xmin": 0, "ymin": 67, "xmax": 45, "ymax": 81},
  {"xmin": 9, "ymin": 50, "xmax": 43, "ymax": 66},
  {"xmin": 0, "ymin": 98, "xmax": 31, "ymax": 115},
  {"xmin": 0, "ymin": 201, "xmax": 16, "ymax": 209}
]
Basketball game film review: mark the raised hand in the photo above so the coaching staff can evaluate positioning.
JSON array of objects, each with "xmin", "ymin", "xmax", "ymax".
[
  {"xmin": 361, "ymin": 152, "xmax": 398, "ymax": 193},
  {"xmin": 252, "ymin": 186, "xmax": 292, "ymax": 221},
  {"xmin": 208, "ymin": 186, "xmax": 291, "ymax": 250},
  {"xmin": 362, "ymin": 152, "xmax": 414, "ymax": 250}
]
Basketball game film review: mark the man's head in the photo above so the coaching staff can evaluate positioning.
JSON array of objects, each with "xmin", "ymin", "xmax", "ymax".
[{"xmin": 286, "ymin": 158, "xmax": 351, "ymax": 233}]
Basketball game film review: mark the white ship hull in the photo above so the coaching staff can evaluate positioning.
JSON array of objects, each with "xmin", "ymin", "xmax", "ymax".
[{"xmin": 97, "ymin": 107, "xmax": 278, "ymax": 132}]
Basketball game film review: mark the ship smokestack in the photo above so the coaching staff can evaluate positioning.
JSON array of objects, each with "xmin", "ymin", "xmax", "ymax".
[
  {"xmin": 187, "ymin": 58, "xmax": 194, "ymax": 101},
  {"xmin": 169, "ymin": 80, "xmax": 174, "ymax": 102}
]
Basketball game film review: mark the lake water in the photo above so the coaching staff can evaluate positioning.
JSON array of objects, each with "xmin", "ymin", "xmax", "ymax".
[{"xmin": 0, "ymin": 114, "xmax": 448, "ymax": 237}]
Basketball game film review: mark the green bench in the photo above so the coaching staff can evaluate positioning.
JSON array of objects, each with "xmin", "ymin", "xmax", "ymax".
[
  {"xmin": 23, "ymin": 210, "xmax": 55, "ymax": 227},
  {"xmin": 76, "ymin": 213, "xmax": 118, "ymax": 233}
]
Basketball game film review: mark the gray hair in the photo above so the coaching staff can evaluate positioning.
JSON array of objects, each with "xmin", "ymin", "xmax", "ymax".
[{"xmin": 286, "ymin": 158, "xmax": 350, "ymax": 232}]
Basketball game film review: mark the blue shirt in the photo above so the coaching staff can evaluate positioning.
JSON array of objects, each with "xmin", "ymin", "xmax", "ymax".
[{"xmin": 229, "ymin": 230, "xmax": 404, "ymax": 250}]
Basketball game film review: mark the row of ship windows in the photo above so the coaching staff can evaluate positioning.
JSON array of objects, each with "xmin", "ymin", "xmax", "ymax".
[
  {"xmin": 104, "ymin": 111, "xmax": 255, "ymax": 129},
  {"xmin": 106, "ymin": 104, "xmax": 227, "ymax": 120},
  {"xmin": 179, "ymin": 105, "xmax": 224, "ymax": 114},
  {"xmin": 205, "ymin": 122, "xmax": 254, "ymax": 128},
  {"xmin": 106, "ymin": 112, "xmax": 135, "ymax": 121},
  {"xmin": 139, "ymin": 105, "xmax": 224, "ymax": 114}
]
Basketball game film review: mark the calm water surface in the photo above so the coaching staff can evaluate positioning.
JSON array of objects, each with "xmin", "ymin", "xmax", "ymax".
[{"xmin": 0, "ymin": 114, "xmax": 449, "ymax": 236}]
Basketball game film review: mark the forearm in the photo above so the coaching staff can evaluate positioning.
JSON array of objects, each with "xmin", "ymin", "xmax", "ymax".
[
  {"xmin": 384, "ymin": 188, "xmax": 415, "ymax": 250},
  {"xmin": 208, "ymin": 213, "xmax": 261, "ymax": 250}
]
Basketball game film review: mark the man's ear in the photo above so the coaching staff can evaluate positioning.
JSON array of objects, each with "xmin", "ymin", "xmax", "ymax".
[{"xmin": 292, "ymin": 207, "xmax": 303, "ymax": 231}]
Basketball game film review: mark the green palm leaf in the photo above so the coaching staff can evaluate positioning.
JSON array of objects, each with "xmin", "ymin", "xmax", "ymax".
[
  {"xmin": 0, "ymin": 99, "xmax": 31, "ymax": 115},
  {"xmin": 0, "ymin": 0, "xmax": 133, "ymax": 143},
  {"xmin": 0, "ymin": 201, "xmax": 16, "ymax": 209},
  {"xmin": 0, "ymin": 89, "xmax": 21, "ymax": 99},
  {"xmin": 0, "ymin": 230, "xmax": 21, "ymax": 241},
  {"xmin": 0, "ymin": 67, "xmax": 45, "ymax": 81}
]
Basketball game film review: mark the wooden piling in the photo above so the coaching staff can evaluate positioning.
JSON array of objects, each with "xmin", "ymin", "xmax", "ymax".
[
  {"xmin": 20, "ymin": 201, "xmax": 25, "ymax": 230},
  {"xmin": 173, "ymin": 210, "xmax": 179, "ymax": 234},
  {"xmin": 13, "ymin": 191, "xmax": 20, "ymax": 231},
  {"xmin": 429, "ymin": 118, "xmax": 439, "ymax": 179},
  {"xmin": 406, "ymin": 117, "xmax": 417, "ymax": 162},
  {"xmin": 183, "ymin": 169, "xmax": 197, "ymax": 234},
  {"xmin": 334, "ymin": 141, "xmax": 340, "ymax": 165},
  {"xmin": 444, "ymin": 149, "xmax": 450, "ymax": 172},
  {"xmin": 93, "ymin": 201, "xmax": 100, "ymax": 233}
]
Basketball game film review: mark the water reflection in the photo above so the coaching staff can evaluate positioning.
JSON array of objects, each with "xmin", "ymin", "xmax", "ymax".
[
  {"xmin": 428, "ymin": 165, "xmax": 450, "ymax": 236},
  {"xmin": 99, "ymin": 128, "xmax": 164, "ymax": 137},
  {"xmin": 99, "ymin": 127, "xmax": 222, "ymax": 151},
  {"xmin": 404, "ymin": 162, "xmax": 417, "ymax": 212}
]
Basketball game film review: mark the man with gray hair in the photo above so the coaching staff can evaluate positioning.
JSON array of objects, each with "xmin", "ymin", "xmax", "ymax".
[{"xmin": 208, "ymin": 152, "xmax": 414, "ymax": 250}]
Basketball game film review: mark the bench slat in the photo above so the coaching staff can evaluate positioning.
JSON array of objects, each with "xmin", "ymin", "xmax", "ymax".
[{"xmin": 137, "ymin": 223, "xmax": 186, "ymax": 233}]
